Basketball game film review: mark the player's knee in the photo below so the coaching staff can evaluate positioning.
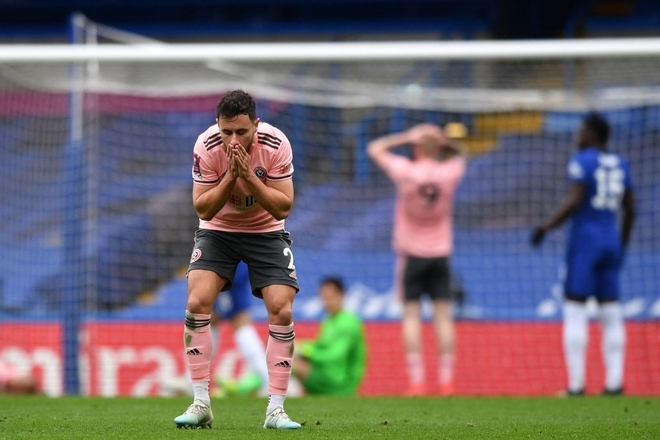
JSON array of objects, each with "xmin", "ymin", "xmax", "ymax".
[
  {"xmin": 267, "ymin": 299, "xmax": 293, "ymax": 323},
  {"xmin": 186, "ymin": 271, "xmax": 225, "ymax": 313},
  {"xmin": 274, "ymin": 308, "xmax": 293, "ymax": 324},
  {"xmin": 185, "ymin": 294, "xmax": 214, "ymax": 315}
]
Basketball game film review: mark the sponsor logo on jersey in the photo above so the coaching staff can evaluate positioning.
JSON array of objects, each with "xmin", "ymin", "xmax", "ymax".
[{"xmin": 229, "ymin": 194, "xmax": 258, "ymax": 210}]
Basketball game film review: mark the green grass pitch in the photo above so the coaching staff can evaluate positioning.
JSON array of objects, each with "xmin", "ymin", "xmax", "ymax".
[{"xmin": 0, "ymin": 395, "xmax": 658, "ymax": 439}]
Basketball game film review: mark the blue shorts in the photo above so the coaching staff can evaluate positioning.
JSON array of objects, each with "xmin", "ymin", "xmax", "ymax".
[
  {"xmin": 213, "ymin": 261, "xmax": 252, "ymax": 320},
  {"xmin": 564, "ymin": 240, "xmax": 622, "ymax": 302}
]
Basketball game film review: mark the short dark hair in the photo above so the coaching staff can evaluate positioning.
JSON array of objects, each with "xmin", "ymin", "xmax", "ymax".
[
  {"xmin": 320, "ymin": 276, "xmax": 345, "ymax": 294},
  {"xmin": 583, "ymin": 112, "xmax": 610, "ymax": 145},
  {"xmin": 216, "ymin": 89, "xmax": 257, "ymax": 121}
]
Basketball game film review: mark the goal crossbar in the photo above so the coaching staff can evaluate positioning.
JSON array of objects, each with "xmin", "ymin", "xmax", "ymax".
[{"xmin": 2, "ymin": 37, "xmax": 660, "ymax": 63}]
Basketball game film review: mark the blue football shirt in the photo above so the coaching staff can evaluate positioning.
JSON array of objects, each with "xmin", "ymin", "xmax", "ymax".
[
  {"xmin": 563, "ymin": 147, "xmax": 632, "ymax": 299},
  {"xmin": 566, "ymin": 146, "xmax": 632, "ymax": 247}
]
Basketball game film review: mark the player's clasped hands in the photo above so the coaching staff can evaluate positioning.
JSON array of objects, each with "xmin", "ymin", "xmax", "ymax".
[
  {"xmin": 225, "ymin": 144, "xmax": 239, "ymax": 179},
  {"xmin": 226, "ymin": 142, "xmax": 252, "ymax": 179}
]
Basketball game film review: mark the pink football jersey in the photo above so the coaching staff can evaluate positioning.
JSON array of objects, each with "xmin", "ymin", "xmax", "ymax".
[
  {"xmin": 374, "ymin": 153, "xmax": 466, "ymax": 257},
  {"xmin": 191, "ymin": 122, "xmax": 294, "ymax": 233}
]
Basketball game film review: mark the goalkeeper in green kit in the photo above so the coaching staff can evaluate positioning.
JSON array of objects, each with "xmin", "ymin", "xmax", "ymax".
[{"xmin": 293, "ymin": 276, "xmax": 367, "ymax": 396}]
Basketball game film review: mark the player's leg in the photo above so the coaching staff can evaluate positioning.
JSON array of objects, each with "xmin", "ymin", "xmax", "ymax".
[
  {"xmin": 292, "ymin": 355, "xmax": 312, "ymax": 382},
  {"xmin": 174, "ymin": 269, "xmax": 224, "ymax": 428},
  {"xmin": 598, "ymin": 300, "xmax": 625, "ymax": 394},
  {"xmin": 244, "ymin": 230, "xmax": 300, "ymax": 429},
  {"xmin": 432, "ymin": 300, "xmax": 455, "ymax": 394},
  {"xmin": 186, "ymin": 271, "xmax": 224, "ymax": 401},
  {"xmin": 291, "ymin": 354, "xmax": 324, "ymax": 396},
  {"xmin": 175, "ymin": 230, "xmax": 235, "ymax": 428},
  {"xmin": 294, "ymin": 362, "xmax": 347, "ymax": 396},
  {"xmin": 597, "ymin": 253, "xmax": 626, "ymax": 395},
  {"xmin": 402, "ymin": 301, "xmax": 424, "ymax": 395},
  {"xmin": 261, "ymin": 284, "xmax": 300, "ymax": 429},
  {"xmin": 562, "ymin": 298, "xmax": 588, "ymax": 395},
  {"xmin": 399, "ymin": 255, "xmax": 426, "ymax": 395},
  {"xmin": 429, "ymin": 257, "xmax": 455, "ymax": 396},
  {"xmin": 562, "ymin": 248, "xmax": 597, "ymax": 395}
]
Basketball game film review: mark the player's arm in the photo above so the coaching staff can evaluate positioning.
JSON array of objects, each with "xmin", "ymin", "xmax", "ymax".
[
  {"xmin": 531, "ymin": 182, "xmax": 587, "ymax": 246},
  {"xmin": 367, "ymin": 130, "xmax": 411, "ymax": 163},
  {"xmin": 369, "ymin": 124, "xmax": 449, "ymax": 163},
  {"xmin": 253, "ymin": 178, "xmax": 294, "ymax": 221},
  {"xmin": 193, "ymin": 178, "xmax": 237, "ymax": 221},
  {"xmin": 233, "ymin": 143, "xmax": 294, "ymax": 220},
  {"xmin": 193, "ymin": 147, "xmax": 238, "ymax": 221},
  {"xmin": 620, "ymin": 188, "xmax": 635, "ymax": 247}
]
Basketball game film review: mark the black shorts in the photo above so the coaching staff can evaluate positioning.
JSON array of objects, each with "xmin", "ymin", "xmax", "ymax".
[
  {"xmin": 401, "ymin": 256, "xmax": 452, "ymax": 301},
  {"xmin": 188, "ymin": 229, "xmax": 299, "ymax": 298}
]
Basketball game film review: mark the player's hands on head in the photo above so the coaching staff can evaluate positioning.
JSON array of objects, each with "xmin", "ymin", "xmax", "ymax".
[
  {"xmin": 530, "ymin": 227, "xmax": 546, "ymax": 247},
  {"xmin": 408, "ymin": 123, "xmax": 445, "ymax": 143},
  {"xmin": 407, "ymin": 123, "xmax": 447, "ymax": 153}
]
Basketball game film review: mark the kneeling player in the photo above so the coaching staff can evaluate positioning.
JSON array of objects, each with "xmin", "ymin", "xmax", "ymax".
[{"xmin": 293, "ymin": 277, "xmax": 366, "ymax": 396}]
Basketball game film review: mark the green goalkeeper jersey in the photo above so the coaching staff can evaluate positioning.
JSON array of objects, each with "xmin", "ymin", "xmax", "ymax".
[{"xmin": 299, "ymin": 310, "xmax": 367, "ymax": 395}]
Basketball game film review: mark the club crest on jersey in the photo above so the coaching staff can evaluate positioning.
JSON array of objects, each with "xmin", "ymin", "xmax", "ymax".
[
  {"xmin": 254, "ymin": 167, "xmax": 267, "ymax": 180},
  {"xmin": 190, "ymin": 249, "xmax": 202, "ymax": 263},
  {"xmin": 192, "ymin": 153, "xmax": 202, "ymax": 179}
]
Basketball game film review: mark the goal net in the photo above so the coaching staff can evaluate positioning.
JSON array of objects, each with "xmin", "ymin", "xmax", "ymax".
[{"xmin": 0, "ymin": 18, "xmax": 659, "ymax": 396}]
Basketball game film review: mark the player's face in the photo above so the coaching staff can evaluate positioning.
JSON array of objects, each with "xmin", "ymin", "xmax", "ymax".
[
  {"xmin": 319, "ymin": 284, "xmax": 343, "ymax": 315},
  {"xmin": 217, "ymin": 114, "xmax": 259, "ymax": 152}
]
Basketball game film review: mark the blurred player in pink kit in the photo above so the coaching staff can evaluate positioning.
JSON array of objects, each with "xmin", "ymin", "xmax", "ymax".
[
  {"xmin": 0, "ymin": 360, "xmax": 39, "ymax": 395},
  {"xmin": 368, "ymin": 123, "xmax": 466, "ymax": 396},
  {"xmin": 174, "ymin": 90, "xmax": 300, "ymax": 430}
]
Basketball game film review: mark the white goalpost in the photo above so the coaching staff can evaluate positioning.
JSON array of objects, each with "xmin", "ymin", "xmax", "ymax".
[{"xmin": 1, "ymin": 23, "xmax": 659, "ymax": 396}]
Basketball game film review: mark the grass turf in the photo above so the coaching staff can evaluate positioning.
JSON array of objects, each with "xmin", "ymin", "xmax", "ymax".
[{"xmin": 0, "ymin": 395, "xmax": 658, "ymax": 439}]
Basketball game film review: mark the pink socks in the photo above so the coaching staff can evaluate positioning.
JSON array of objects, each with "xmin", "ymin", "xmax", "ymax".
[
  {"xmin": 266, "ymin": 322, "xmax": 295, "ymax": 396},
  {"xmin": 184, "ymin": 311, "xmax": 212, "ymax": 383}
]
